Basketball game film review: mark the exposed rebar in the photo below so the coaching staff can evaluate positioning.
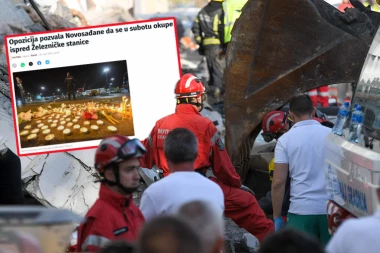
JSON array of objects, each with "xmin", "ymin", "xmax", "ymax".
[{"xmin": 27, "ymin": 0, "xmax": 53, "ymax": 30}]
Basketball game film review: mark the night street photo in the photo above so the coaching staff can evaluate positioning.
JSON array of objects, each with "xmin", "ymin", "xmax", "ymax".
[{"xmin": 12, "ymin": 60, "xmax": 135, "ymax": 148}]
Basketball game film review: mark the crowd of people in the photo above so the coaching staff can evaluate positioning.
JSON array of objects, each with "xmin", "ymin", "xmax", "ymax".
[
  {"xmin": 72, "ymin": 73, "xmax": 273, "ymax": 252},
  {"xmin": 67, "ymin": 73, "xmax": 380, "ymax": 253},
  {"xmin": 56, "ymin": 1, "xmax": 380, "ymax": 252}
]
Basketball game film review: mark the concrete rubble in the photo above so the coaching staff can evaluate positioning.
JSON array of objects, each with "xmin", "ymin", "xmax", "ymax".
[{"xmin": 0, "ymin": 1, "xmax": 258, "ymax": 252}]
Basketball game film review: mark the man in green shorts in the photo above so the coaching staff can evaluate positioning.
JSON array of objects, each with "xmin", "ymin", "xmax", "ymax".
[{"xmin": 271, "ymin": 94, "xmax": 332, "ymax": 245}]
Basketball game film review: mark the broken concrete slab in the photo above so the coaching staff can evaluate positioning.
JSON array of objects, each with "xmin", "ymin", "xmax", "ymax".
[
  {"xmin": 0, "ymin": 0, "xmax": 36, "ymax": 28},
  {"xmin": 223, "ymin": 217, "xmax": 259, "ymax": 253},
  {"xmin": 22, "ymin": 151, "xmax": 100, "ymax": 215}
]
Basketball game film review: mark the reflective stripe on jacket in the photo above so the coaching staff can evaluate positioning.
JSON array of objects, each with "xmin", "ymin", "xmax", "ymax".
[
  {"xmin": 192, "ymin": 1, "xmax": 224, "ymax": 47},
  {"xmin": 76, "ymin": 184, "xmax": 145, "ymax": 252},
  {"xmin": 140, "ymin": 104, "xmax": 242, "ymax": 188},
  {"xmin": 223, "ymin": 0, "xmax": 248, "ymax": 43}
]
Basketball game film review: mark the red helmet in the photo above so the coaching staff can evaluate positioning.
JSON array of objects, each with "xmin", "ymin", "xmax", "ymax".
[
  {"xmin": 95, "ymin": 135, "xmax": 146, "ymax": 173},
  {"xmin": 261, "ymin": 111, "xmax": 291, "ymax": 142},
  {"xmin": 262, "ymin": 111, "xmax": 290, "ymax": 134},
  {"xmin": 174, "ymin": 73, "xmax": 205, "ymax": 99}
]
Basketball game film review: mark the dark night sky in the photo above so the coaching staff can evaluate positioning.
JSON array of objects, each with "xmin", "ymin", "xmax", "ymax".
[{"xmin": 12, "ymin": 60, "xmax": 129, "ymax": 96}]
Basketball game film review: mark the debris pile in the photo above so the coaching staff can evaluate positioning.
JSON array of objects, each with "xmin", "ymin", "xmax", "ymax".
[{"xmin": 30, "ymin": 0, "xmax": 135, "ymax": 27}]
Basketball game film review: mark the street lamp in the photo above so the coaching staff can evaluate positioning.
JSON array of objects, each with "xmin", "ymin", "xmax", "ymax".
[
  {"xmin": 57, "ymin": 89, "xmax": 60, "ymax": 92},
  {"xmin": 111, "ymin": 78, "xmax": 114, "ymax": 81},
  {"xmin": 41, "ymin": 86, "xmax": 45, "ymax": 90},
  {"xmin": 104, "ymin": 68, "xmax": 110, "ymax": 88}
]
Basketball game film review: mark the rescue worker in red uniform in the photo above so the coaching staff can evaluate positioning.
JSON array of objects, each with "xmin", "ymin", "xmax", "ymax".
[
  {"xmin": 76, "ymin": 135, "xmax": 146, "ymax": 252},
  {"xmin": 259, "ymin": 111, "xmax": 292, "ymax": 223},
  {"xmin": 307, "ymin": 86, "xmax": 329, "ymax": 107},
  {"xmin": 139, "ymin": 73, "xmax": 274, "ymax": 242}
]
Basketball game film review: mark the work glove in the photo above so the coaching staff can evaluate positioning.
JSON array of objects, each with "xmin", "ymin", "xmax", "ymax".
[
  {"xmin": 274, "ymin": 217, "xmax": 285, "ymax": 231},
  {"xmin": 240, "ymin": 185, "xmax": 255, "ymax": 196}
]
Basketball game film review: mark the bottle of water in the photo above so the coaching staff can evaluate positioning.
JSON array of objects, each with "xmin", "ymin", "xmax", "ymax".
[
  {"xmin": 348, "ymin": 106, "xmax": 364, "ymax": 143},
  {"xmin": 332, "ymin": 102, "xmax": 350, "ymax": 136},
  {"xmin": 349, "ymin": 103, "xmax": 359, "ymax": 119},
  {"xmin": 352, "ymin": 103, "xmax": 359, "ymax": 113}
]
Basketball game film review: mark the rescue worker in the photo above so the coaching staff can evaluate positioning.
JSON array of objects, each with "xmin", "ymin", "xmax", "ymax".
[
  {"xmin": 258, "ymin": 111, "xmax": 292, "ymax": 223},
  {"xmin": 307, "ymin": 86, "xmax": 329, "ymax": 107},
  {"xmin": 76, "ymin": 135, "xmax": 146, "ymax": 252},
  {"xmin": 64, "ymin": 72, "xmax": 76, "ymax": 101},
  {"xmin": 140, "ymin": 73, "xmax": 274, "ymax": 242},
  {"xmin": 192, "ymin": 0, "xmax": 224, "ymax": 94},
  {"xmin": 222, "ymin": 0, "xmax": 248, "ymax": 52},
  {"xmin": 15, "ymin": 76, "xmax": 26, "ymax": 105},
  {"xmin": 363, "ymin": 0, "xmax": 380, "ymax": 12}
]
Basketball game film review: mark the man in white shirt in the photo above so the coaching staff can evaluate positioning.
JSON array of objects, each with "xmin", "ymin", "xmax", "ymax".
[
  {"xmin": 139, "ymin": 127, "xmax": 225, "ymax": 220},
  {"xmin": 271, "ymin": 93, "xmax": 332, "ymax": 245},
  {"xmin": 325, "ymin": 183, "xmax": 380, "ymax": 253}
]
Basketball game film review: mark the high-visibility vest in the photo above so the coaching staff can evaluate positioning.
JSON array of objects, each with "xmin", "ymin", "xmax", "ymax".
[
  {"xmin": 363, "ymin": 1, "xmax": 380, "ymax": 12},
  {"xmin": 268, "ymin": 158, "xmax": 274, "ymax": 181},
  {"xmin": 222, "ymin": 0, "xmax": 248, "ymax": 44}
]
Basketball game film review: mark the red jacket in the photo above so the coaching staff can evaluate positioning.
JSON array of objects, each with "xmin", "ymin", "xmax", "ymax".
[
  {"xmin": 338, "ymin": 3, "xmax": 354, "ymax": 12},
  {"xmin": 76, "ymin": 184, "xmax": 145, "ymax": 252},
  {"xmin": 140, "ymin": 104, "xmax": 242, "ymax": 188}
]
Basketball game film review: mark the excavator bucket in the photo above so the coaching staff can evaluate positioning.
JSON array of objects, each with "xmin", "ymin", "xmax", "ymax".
[{"xmin": 224, "ymin": 0, "xmax": 380, "ymax": 181}]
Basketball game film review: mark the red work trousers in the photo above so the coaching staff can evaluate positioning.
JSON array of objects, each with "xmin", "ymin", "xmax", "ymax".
[
  {"xmin": 308, "ymin": 86, "xmax": 329, "ymax": 107},
  {"xmin": 210, "ymin": 177, "xmax": 274, "ymax": 242}
]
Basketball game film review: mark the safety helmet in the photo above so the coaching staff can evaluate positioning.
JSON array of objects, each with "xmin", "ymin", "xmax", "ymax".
[
  {"xmin": 95, "ymin": 135, "xmax": 146, "ymax": 174},
  {"xmin": 174, "ymin": 73, "xmax": 206, "ymax": 99},
  {"xmin": 261, "ymin": 111, "xmax": 291, "ymax": 142}
]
